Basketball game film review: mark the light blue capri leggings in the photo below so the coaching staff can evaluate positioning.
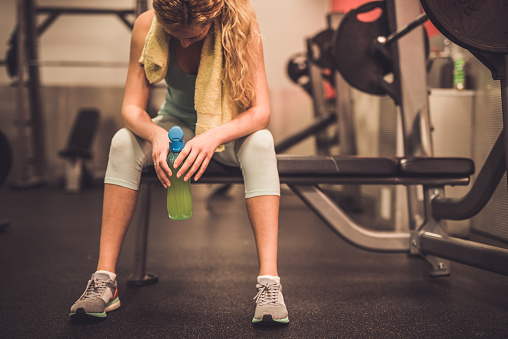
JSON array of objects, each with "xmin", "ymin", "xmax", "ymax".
[{"xmin": 104, "ymin": 115, "xmax": 280, "ymax": 199}]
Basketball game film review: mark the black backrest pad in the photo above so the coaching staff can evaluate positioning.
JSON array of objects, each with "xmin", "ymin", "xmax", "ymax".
[{"xmin": 67, "ymin": 109, "xmax": 99, "ymax": 149}]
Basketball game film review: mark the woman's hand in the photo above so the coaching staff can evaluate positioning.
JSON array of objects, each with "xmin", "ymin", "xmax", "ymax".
[
  {"xmin": 173, "ymin": 129, "xmax": 221, "ymax": 182},
  {"xmin": 151, "ymin": 129, "xmax": 172, "ymax": 188}
]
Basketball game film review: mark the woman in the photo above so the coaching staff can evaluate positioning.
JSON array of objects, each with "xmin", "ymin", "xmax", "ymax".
[{"xmin": 69, "ymin": 0, "xmax": 288, "ymax": 325}]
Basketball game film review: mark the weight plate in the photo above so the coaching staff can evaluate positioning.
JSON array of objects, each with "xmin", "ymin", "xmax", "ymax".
[
  {"xmin": 420, "ymin": 0, "xmax": 508, "ymax": 54},
  {"xmin": 286, "ymin": 53, "xmax": 312, "ymax": 95},
  {"xmin": 308, "ymin": 29, "xmax": 335, "ymax": 70},
  {"xmin": 287, "ymin": 53, "xmax": 309, "ymax": 84},
  {"xmin": 332, "ymin": 1, "xmax": 392, "ymax": 95}
]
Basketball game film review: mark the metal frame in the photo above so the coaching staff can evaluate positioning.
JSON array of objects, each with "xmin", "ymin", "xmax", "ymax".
[
  {"xmin": 432, "ymin": 131, "xmax": 506, "ymax": 220},
  {"xmin": 128, "ymin": 180, "xmax": 159, "ymax": 286},
  {"xmin": 385, "ymin": 0, "xmax": 433, "ymax": 234},
  {"xmin": 274, "ymin": 36, "xmax": 338, "ymax": 155},
  {"xmin": 412, "ymin": 55, "xmax": 508, "ymax": 277},
  {"xmin": 412, "ymin": 183, "xmax": 508, "ymax": 277},
  {"xmin": 502, "ymin": 56, "xmax": 508, "ymax": 181},
  {"xmin": 275, "ymin": 13, "xmax": 351, "ymax": 155},
  {"xmin": 36, "ymin": 7, "xmax": 137, "ymax": 34},
  {"xmin": 289, "ymin": 184, "xmax": 410, "ymax": 252},
  {"xmin": 11, "ymin": 0, "xmax": 146, "ymax": 189},
  {"xmin": 127, "ymin": 166, "xmax": 471, "ymax": 286},
  {"xmin": 13, "ymin": 0, "xmax": 47, "ymax": 188}
]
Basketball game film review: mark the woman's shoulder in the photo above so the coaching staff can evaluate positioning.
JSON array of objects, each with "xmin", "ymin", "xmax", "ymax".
[{"xmin": 132, "ymin": 9, "xmax": 155, "ymax": 39}]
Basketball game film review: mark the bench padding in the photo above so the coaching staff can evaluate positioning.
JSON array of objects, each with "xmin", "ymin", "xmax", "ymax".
[
  {"xmin": 141, "ymin": 155, "xmax": 474, "ymax": 186},
  {"xmin": 276, "ymin": 155, "xmax": 397, "ymax": 176},
  {"xmin": 398, "ymin": 157, "xmax": 474, "ymax": 176}
]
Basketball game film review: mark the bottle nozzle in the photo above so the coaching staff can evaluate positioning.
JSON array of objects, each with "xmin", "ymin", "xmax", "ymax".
[{"xmin": 168, "ymin": 126, "xmax": 185, "ymax": 152}]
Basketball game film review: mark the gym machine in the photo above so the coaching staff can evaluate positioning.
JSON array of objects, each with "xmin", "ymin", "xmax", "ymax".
[
  {"xmin": 283, "ymin": 13, "xmax": 353, "ymax": 156},
  {"xmin": 417, "ymin": 0, "xmax": 508, "ymax": 274},
  {"xmin": 7, "ymin": 0, "xmax": 147, "ymax": 188}
]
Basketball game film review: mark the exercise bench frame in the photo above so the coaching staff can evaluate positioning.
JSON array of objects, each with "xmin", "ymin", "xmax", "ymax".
[{"xmin": 127, "ymin": 154, "xmax": 488, "ymax": 286}]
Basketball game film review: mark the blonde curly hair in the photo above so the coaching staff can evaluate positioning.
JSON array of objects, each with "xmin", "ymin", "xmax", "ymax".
[{"xmin": 152, "ymin": 0, "xmax": 259, "ymax": 109}]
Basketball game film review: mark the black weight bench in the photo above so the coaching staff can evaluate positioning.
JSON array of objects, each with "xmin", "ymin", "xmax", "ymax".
[{"xmin": 127, "ymin": 155, "xmax": 474, "ymax": 286}]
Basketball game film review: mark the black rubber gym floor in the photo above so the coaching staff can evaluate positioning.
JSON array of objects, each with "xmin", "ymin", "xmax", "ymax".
[{"xmin": 1, "ymin": 183, "xmax": 508, "ymax": 338}]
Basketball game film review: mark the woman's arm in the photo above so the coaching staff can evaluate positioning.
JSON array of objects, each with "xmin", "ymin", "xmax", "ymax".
[
  {"xmin": 121, "ymin": 10, "xmax": 173, "ymax": 188},
  {"xmin": 174, "ymin": 33, "xmax": 271, "ymax": 182}
]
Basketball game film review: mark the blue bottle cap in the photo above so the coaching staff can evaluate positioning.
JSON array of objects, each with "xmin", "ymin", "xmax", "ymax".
[{"xmin": 168, "ymin": 126, "xmax": 184, "ymax": 152}]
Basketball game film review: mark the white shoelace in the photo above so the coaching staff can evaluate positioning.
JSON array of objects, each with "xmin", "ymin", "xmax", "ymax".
[
  {"xmin": 80, "ymin": 278, "xmax": 109, "ymax": 301},
  {"xmin": 253, "ymin": 282, "xmax": 281, "ymax": 305}
]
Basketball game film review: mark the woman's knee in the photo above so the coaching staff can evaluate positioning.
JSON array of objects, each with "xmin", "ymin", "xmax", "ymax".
[
  {"xmin": 108, "ymin": 128, "xmax": 147, "ymax": 168},
  {"xmin": 110, "ymin": 128, "xmax": 134, "ymax": 157},
  {"xmin": 241, "ymin": 129, "xmax": 275, "ymax": 155}
]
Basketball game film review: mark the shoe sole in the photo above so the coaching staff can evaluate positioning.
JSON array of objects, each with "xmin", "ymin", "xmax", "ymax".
[
  {"xmin": 69, "ymin": 297, "xmax": 121, "ymax": 319},
  {"xmin": 252, "ymin": 314, "xmax": 289, "ymax": 325}
]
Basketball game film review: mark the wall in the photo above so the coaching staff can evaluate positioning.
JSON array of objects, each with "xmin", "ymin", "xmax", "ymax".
[{"xmin": 0, "ymin": 0, "xmax": 331, "ymax": 183}]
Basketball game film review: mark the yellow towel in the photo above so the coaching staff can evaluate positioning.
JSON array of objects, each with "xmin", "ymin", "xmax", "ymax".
[{"xmin": 139, "ymin": 15, "xmax": 239, "ymax": 152}]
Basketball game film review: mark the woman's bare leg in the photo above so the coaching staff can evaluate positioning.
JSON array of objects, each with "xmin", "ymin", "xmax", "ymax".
[
  {"xmin": 96, "ymin": 184, "xmax": 138, "ymax": 273},
  {"xmin": 246, "ymin": 195, "xmax": 279, "ymax": 277}
]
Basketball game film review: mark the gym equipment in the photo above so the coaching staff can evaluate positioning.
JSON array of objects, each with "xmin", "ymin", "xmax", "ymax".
[
  {"xmin": 414, "ymin": 1, "xmax": 508, "ymax": 276},
  {"xmin": 288, "ymin": 26, "xmax": 336, "ymax": 91},
  {"xmin": 421, "ymin": 0, "xmax": 508, "ymax": 55},
  {"xmin": 332, "ymin": 1, "xmax": 430, "ymax": 103},
  {"xmin": 58, "ymin": 109, "xmax": 100, "ymax": 193},
  {"xmin": 13, "ymin": 0, "xmax": 47, "ymax": 188},
  {"xmin": 376, "ymin": 12, "xmax": 428, "ymax": 47},
  {"xmin": 0, "ymin": 129, "xmax": 13, "ymax": 231},
  {"xmin": 0, "ymin": 130, "xmax": 13, "ymax": 186},
  {"xmin": 286, "ymin": 53, "xmax": 311, "ymax": 95},
  {"xmin": 330, "ymin": 0, "xmax": 432, "ymax": 232},
  {"xmin": 5, "ymin": 28, "xmax": 18, "ymax": 78},
  {"xmin": 36, "ymin": 6, "xmax": 136, "ymax": 33},
  {"xmin": 281, "ymin": 26, "xmax": 343, "ymax": 155},
  {"xmin": 10, "ymin": 0, "xmax": 147, "ymax": 189},
  {"xmin": 421, "ymin": 0, "xmax": 508, "ymax": 178},
  {"xmin": 421, "ymin": 0, "xmax": 507, "ymax": 81},
  {"xmin": 421, "ymin": 0, "xmax": 508, "ymax": 161},
  {"xmin": 331, "ymin": 0, "xmax": 508, "ymax": 276},
  {"xmin": 282, "ymin": 12, "xmax": 355, "ymax": 156},
  {"xmin": 128, "ymin": 156, "xmax": 474, "ymax": 286},
  {"xmin": 307, "ymin": 29, "xmax": 335, "ymax": 71},
  {"xmin": 332, "ymin": 1, "xmax": 392, "ymax": 96}
]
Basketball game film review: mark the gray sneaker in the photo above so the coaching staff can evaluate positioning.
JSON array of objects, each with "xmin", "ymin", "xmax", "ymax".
[
  {"xmin": 69, "ymin": 272, "xmax": 120, "ymax": 318},
  {"xmin": 252, "ymin": 277, "xmax": 289, "ymax": 324}
]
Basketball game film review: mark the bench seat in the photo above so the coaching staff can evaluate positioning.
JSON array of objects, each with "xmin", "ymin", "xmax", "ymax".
[{"xmin": 141, "ymin": 155, "xmax": 474, "ymax": 186}]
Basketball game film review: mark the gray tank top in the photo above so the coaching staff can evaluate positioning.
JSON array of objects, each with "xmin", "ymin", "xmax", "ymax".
[{"xmin": 158, "ymin": 39, "xmax": 198, "ymax": 130}]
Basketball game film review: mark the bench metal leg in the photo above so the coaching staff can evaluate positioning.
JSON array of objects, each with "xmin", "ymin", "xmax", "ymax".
[
  {"xmin": 410, "ymin": 188, "xmax": 450, "ymax": 277},
  {"xmin": 420, "ymin": 231, "xmax": 508, "ymax": 276},
  {"xmin": 289, "ymin": 184, "xmax": 411, "ymax": 252},
  {"xmin": 414, "ymin": 187, "xmax": 508, "ymax": 277},
  {"xmin": 64, "ymin": 159, "xmax": 83, "ymax": 193},
  {"xmin": 127, "ymin": 180, "xmax": 159, "ymax": 287}
]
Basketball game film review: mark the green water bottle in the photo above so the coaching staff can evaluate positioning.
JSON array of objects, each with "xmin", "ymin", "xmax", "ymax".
[{"xmin": 166, "ymin": 126, "xmax": 193, "ymax": 220}]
